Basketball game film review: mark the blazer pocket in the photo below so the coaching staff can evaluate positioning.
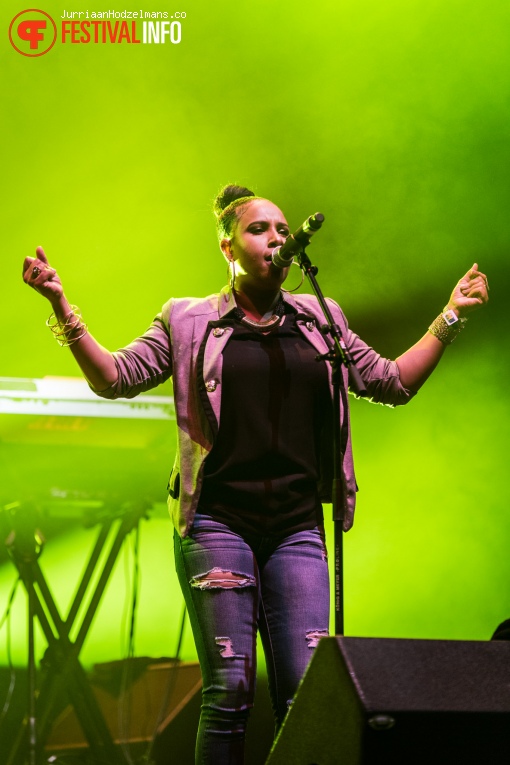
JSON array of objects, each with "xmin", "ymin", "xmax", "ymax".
[{"xmin": 167, "ymin": 468, "xmax": 180, "ymax": 499}]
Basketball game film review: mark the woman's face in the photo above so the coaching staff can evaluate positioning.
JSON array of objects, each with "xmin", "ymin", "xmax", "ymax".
[{"xmin": 221, "ymin": 199, "xmax": 290, "ymax": 292}]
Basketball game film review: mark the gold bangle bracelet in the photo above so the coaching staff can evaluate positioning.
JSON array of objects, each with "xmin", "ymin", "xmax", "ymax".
[{"xmin": 46, "ymin": 305, "xmax": 89, "ymax": 347}]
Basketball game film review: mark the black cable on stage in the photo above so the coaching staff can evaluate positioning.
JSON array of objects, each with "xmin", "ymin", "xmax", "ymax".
[
  {"xmin": 140, "ymin": 601, "xmax": 187, "ymax": 765},
  {"xmin": 0, "ymin": 576, "xmax": 20, "ymax": 728},
  {"xmin": 118, "ymin": 522, "xmax": 141, "ymax": 765}
]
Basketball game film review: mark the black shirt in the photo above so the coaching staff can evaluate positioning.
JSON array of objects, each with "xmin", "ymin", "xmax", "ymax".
[{"xmin": 199, "ymin": 309, "xmax": 331, "ymax": 536}]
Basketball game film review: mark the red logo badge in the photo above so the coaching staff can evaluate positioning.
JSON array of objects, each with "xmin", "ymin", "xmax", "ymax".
[{"xmin": 9, "ymin": 9, "xmax": 57, "ymax": 56}]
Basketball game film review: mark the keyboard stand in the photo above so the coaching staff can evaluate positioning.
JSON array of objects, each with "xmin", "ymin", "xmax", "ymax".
[{"xmin": 3, "ymin": 499, "xmax": 151, "ymax": 765}]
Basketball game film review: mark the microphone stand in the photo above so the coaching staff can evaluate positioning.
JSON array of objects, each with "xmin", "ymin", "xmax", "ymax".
[{"xmin": 294, "ymin": 245, "xmax": 367, "ymax": 635}]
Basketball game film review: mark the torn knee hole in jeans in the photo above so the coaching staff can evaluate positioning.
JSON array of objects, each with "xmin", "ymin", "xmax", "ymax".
[
  {"xmin": 215, "ymin": 636, "xmax": 236, "ymax": 658},
  {"xmin": 305, "ymin": 629, "xmax": 329, "ymax": 649},
  {"xmin": 190, "ymin": 567, "xmax": 256, "ymax": 590}
]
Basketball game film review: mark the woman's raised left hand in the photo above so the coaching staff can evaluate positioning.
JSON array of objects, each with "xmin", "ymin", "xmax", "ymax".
[{"xmin": 446, "ymin": 263, "xmax": 489, "ymax": 318}]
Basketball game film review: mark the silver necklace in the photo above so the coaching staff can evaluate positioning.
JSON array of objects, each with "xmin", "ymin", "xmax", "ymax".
[
  {"xmin": 234, "ymin": 295, "xmax": 285, "ymax": 333},
  {"xmin": 240, "ymin": 313, "xmax": 282, "ymax": 332}
]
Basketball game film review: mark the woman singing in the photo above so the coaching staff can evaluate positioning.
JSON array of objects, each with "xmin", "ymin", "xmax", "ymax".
[{"xmin": 23, "ymin": 184, "xmax": 488, "ymax": 764}]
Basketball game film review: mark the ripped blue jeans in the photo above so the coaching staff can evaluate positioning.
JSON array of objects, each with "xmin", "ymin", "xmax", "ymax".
[{"xmin": 174, "ymin": 513, "xmax": 330, "ymax": 765}]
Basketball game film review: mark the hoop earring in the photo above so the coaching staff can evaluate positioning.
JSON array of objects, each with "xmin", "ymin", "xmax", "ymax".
[
  {"xmin": 227, "ymin": 259, "xmax": 236, "ymax": 290},
  {"xmin": 281, "ymin": 261, "xmax": 304, "ymax": 293}
]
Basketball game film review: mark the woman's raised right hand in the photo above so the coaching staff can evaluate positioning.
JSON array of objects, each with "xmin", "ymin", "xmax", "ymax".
[{"xmin": 23, "ymin": 246, "xmax": 63, "ymax": 304}]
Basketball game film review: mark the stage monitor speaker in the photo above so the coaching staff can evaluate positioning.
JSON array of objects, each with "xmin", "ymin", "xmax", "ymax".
[{"xmin": 266, "ymin": 636, "xmax": 510, "ymax": 765}]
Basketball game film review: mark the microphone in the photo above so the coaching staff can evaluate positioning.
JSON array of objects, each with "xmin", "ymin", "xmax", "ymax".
[{"xmin": 272, "ymin": 212, "xmax": 325, "ymax": 268}]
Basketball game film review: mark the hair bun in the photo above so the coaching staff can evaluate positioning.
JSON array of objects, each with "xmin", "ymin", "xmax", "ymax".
[{"xmin": 213, "ymin": 185, "xmax": 255, "ymax": 218}]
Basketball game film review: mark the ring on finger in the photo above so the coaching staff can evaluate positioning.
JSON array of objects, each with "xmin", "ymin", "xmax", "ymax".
[{"xmin": 32, "ymin": 266, "xmax": 41, "ymax": 278}]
